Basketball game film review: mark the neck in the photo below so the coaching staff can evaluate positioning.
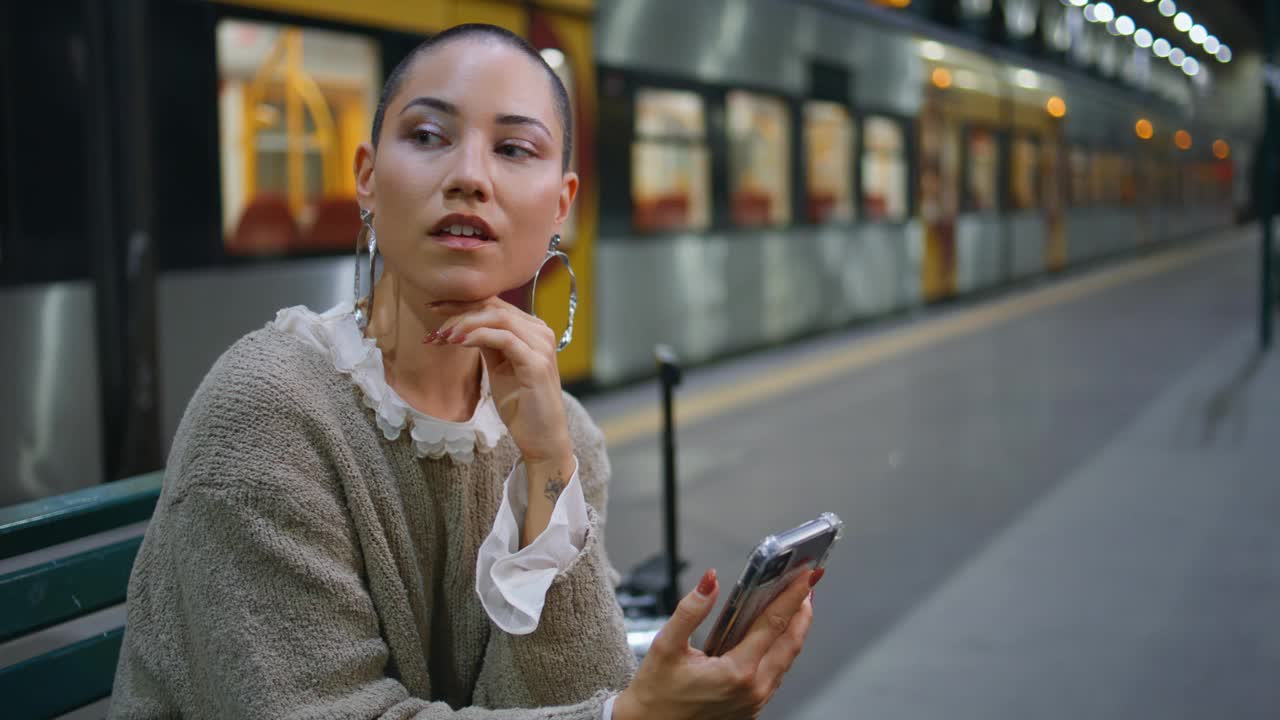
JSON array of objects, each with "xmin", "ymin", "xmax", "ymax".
[{"xmin": 364, "ymin": 271, "xmax": 483, "ymax": 422}]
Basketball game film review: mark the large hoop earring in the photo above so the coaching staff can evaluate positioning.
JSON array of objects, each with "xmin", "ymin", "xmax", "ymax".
[
  {"xmin": 353, "ymin": 209, "xmax": 378, "ymax": 331},
  {"xmin": 530, "ymin": 234, "xmax": 577, "ymax": 352}
]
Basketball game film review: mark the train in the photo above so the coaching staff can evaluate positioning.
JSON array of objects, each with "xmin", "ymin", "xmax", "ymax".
[{"xmin": 1, "ymin": 0, "xmax": 1260, "ymax": 505}]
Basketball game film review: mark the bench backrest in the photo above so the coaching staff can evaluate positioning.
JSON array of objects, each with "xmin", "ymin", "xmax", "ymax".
[{"xmin": 0, "ymin": 472, "xmax": 163, "ymax": 719}]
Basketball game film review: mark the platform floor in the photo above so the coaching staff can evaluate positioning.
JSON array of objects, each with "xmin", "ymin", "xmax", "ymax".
[{"xmin": 585, "ymin": 229, "xmax": 1280, "ymax": 719}]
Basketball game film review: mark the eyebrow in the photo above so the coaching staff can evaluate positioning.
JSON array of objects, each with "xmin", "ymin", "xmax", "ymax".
[{"xmin": 399, "ymin": 96, "xmax": 552, "ymax": 140}]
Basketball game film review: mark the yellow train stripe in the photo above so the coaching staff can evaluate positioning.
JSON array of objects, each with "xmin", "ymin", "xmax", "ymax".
[{"xmin": 599, "ymin": 237, "xmax": 1244, "ymax": 448}]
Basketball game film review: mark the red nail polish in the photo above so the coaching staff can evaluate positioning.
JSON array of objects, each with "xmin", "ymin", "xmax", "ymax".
[
  {"xmin": 424, "ymin": 331, "xmax": 437, "ymax": 343},
  {"xmin": 453, "ymin": 334, "xmax": 467, "ymax": 344},
  {"xmin": 438, "ymin": 329, "xmax": 452, "ymax": 340},
  {"xmin": 809, "ymin": 568, "xmax": 825, "ymax": 588},
  {"xmin": 696, "ymin": 569, "xmax": 717, "ymax": 596}
]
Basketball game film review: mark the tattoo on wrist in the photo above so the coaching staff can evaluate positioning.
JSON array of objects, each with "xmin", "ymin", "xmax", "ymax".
[{"xmin": 543, "ymin": 476, "xmax": 566, "ymax": 504}]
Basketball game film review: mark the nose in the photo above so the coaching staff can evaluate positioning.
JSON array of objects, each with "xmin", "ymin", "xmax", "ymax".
[{"xmin": 443, "ymin": 133, "xmax": 492, "ymax": 203}]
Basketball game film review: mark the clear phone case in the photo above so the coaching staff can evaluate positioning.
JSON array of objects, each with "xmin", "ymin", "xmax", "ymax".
[{"xmin": 702, "ymin": 512, "xmax": 843, "ymax": 656}]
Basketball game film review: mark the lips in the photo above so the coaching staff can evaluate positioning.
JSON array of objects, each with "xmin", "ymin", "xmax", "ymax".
[{"xmin": 429, "ymin": 213, "xmax": 497, "ymax": 242}]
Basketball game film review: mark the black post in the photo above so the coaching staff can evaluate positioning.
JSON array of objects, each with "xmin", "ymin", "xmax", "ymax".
[
  {"xmin": 654, "ymin": 345, "xmax": 682, "ymax": 614},
  {"xmin": 1263, "ymin": 0, "xmax": 1277, "ymax": 350}
]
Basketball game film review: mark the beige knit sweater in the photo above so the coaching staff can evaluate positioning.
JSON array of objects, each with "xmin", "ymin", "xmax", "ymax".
[{"xmin": 109, "ymin": 323, "xmax": 636, "ymax": 718}]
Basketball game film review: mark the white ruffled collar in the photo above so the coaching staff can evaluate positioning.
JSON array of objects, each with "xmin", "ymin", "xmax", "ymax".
[{"xmin": 272, "ymin": 301, "xmax": 506, "ymax": 464}]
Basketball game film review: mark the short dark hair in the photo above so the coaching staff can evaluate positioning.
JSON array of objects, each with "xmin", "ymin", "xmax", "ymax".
[{"xmin": 371, "ymin": 24, "xmax": 573, "ymax": 172}]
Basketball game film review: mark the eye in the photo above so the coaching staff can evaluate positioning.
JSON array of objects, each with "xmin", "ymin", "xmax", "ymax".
[
  {"xmin": 496, "ymin": 142, "xmax": 535, "ymax": 160},
  {"xmin": 411, "ymin": 127, "xmax": 447, "ymax": 148}
]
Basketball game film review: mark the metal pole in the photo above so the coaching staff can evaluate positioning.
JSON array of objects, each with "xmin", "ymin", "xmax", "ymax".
[
  {"xmin": 654, "ymin": 345, "xmax": 682, "ymax": 615},
  {"xmin": 1263, "ymin": 0, "xmax": 1277, "ymax": 350}
]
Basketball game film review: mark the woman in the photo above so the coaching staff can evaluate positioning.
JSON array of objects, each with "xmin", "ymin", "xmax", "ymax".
[{"xmin": 110, "ymin": 24, "xmax": 817, "ymax": 720}]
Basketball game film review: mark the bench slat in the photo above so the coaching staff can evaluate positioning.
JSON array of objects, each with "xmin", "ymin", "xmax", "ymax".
[
  {"xmin": 0, "ymin": 627, "xmax": 124, "ymax": 719},
  {"xmin": 0, "ymin": 472, "xmax": 162, "ymax": 560},
  {"xmin": 0, "ymin": 538, "xmax": 142, "ymax": 643}
]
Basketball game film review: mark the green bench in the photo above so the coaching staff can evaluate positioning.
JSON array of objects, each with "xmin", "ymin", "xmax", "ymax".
[{"xmin": 0, "ymin": 472, "xmax": 163, "ymax": 719}]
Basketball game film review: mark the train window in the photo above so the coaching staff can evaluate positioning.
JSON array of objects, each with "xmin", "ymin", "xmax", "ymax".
[
  {"xmin": 216, "ymin": 19, "xmax": 380, "ymax": 256},
  {"xmin": 631, "ymin": 88, "xmax": 711, "ymax": 232},
  {"xmin": 965, "ymin": 128, "xmax": 1000, "ymax": 212},
  {"xmin": 860, "ymin": 116, "xmax": 908, "ymax": 221},
  {"xmin": 1010, "ymin": 136, "xmax": 1039, "ymax": 210},
  {"xmin": 1118, "ymin": 155, "xmax": 1136, "ymax": 205},
  {"xmin": 1069, "ymin": 147, "xmax": 1089, "ymax": 207},
  {"xmin": 1090, "ymin": 152, "xmax": 1109, "ymax": 205},
  {"xmin": 726, "ymin": 91, "xmax": 792, "ymax": 227},
  {"xmin": 1040, "ymin": 140, "xmax": 1062, "ymax": 213},
  {"xmin": 803, "ymin": 101, "xmax": 855, "ymax": 224}
]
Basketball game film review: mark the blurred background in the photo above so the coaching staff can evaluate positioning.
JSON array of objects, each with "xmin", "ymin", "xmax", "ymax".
[{"xmin": 2, "ymin": 0, "xmax": 1278, "ymax": 718}]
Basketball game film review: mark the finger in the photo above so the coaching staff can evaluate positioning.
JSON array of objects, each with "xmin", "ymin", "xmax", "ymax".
[
  {"xmin": 650, "ymin": 569, "xmax": 718, "ymax": 657},
  {"xmin": 755, "ymin": 593, "xmax": 814, "ymax": 694},
  {"xmin": 435, "ymin": 307, "xmax": 555, "ymax": 352},
  {"xmin": 726, "ymin": 570, "xmax": 813, "ymax": 666},
  {"xmin": 446, "ymin": 307, "xmax": 552, "ymax": 347},
  {"xmin": 454, "ymin": 326, "xmax": 537, "ymax": 362}
]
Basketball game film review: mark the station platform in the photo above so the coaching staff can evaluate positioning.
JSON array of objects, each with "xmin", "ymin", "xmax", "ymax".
[{"xmin": 584, "ymin": 228, "xmax": 1280, "ymax": 718}]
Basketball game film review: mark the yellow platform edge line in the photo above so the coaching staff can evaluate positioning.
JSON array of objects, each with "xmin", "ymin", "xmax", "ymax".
[{"xmin": 599, "ymin": 237, "xmax": 1242, "ymax": 448}]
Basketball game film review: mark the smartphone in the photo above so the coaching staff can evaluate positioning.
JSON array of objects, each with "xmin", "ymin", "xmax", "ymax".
[{"xmin": 702, "ymin": 512, "xmax": 844, "ymax": 656}]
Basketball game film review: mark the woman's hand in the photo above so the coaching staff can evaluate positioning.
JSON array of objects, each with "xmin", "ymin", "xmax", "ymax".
[
  {"xmin": 613, "ymin": 568, "xmax": 819, "ymax": 720},
  {"xmin": 427, "ymin": 297, "xmax": 571, "ymax": 466}
]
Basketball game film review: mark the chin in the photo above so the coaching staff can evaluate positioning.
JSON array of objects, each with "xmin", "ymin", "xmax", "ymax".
[{"xmin": 419, "ymin": 267, "xmax": 515, "ymax": 303}]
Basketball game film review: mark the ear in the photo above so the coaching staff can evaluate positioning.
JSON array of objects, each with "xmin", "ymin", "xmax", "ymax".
[
  {"xmin": 354, "ymin": 142, "xmax": 376, "ymax": 212},
  {"xmin": 554, "ymin": 171, "xmax": 579, "ymax": 226}
]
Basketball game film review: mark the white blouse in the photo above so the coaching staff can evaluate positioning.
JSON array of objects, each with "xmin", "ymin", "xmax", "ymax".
[{"xmin": 274, "ymin": 302, "xmax": 617, "ymax": 719}]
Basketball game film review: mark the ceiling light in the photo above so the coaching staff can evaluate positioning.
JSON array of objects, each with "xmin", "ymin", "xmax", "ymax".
[
  {"xmin": 1015, "ymin": 68, "xmax": 1040, "ymax": 89},
  {"xmin": 1158, "ymin": 0, "xmax": 1176, "ymax": 17},
  {"xmin": 1182, "ymin": 57, "xmax": 1200, "ymax": 76},
  {"xmin": 1173, "ymin": 12, "xmax": 1192, "ymax": 32},
  {"xmin": 1084, "ymin": 4, "xmax": 1099, "ymax": 22},
  {"xmin": 1216, "ymin": 45, "xmax": 1232, "ymax": 63},
  {"xmin": 1169, "ymin": 47, "xmax": 1186, "ymax": 66},
  {"xmin": 1115, "ymin": 16, "xmax": 1135, "ymax": 35},
  {"xmin": 1094, "ymin": 2, "xmax": 1115, "ymax": 23},
  {"xmin": 1189, "ymin": 24, "xmax": 1207, "ymax": 44},
  {"xmin": 539, "ymin": 48, "xmax": 565, "ymax": 69},
  {"xmin": 1134, "ymin": 28, "xmax": 1153, "ymax": 47},
  {"xmin": 921, "ymin": 40, "xmax": 946, "ymax": 60},
  {"xmin": 1153, "ymin": 38, "xmax": 1171, "ymax": 57},
  {"xmin": 1204, "ymin": 36, "xmax": 1220, "ymax": 53},
  {"xmin": 1070, "ymin": 0, "xmax": 1087, "ymax": 6}
]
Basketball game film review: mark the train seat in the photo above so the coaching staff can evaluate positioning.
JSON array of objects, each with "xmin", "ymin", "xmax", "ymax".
[
  {"xmin": 228, "ymin": 193, "xmax": 301, "ymax": 256},
  {"xmin": 301, "ymin": 196, "xmax": 363, "ymax": 252}
]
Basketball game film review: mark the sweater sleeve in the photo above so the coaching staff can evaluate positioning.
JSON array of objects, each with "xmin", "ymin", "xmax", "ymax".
[
  {"xmin": 158, "ymin": 483, "xmax": 614, "ymax": 720},
  {"xmin": 473, "ymin": 395, "xmax": 637, "ymax": 710},
  {"xmin": 476, "ymin": 457, "xmax": 591, "ymax": 635}
]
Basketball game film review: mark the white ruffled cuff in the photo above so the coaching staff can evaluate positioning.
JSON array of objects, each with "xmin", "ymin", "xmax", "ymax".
[{"xmin": 475, "ymin": 457, "xmax": 589, "ymax": 635}]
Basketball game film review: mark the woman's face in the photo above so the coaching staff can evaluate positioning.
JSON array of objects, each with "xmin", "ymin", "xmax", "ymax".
[{"xmin": 356, "ymin": 38, "xmax": 577, "ymax": 305}]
